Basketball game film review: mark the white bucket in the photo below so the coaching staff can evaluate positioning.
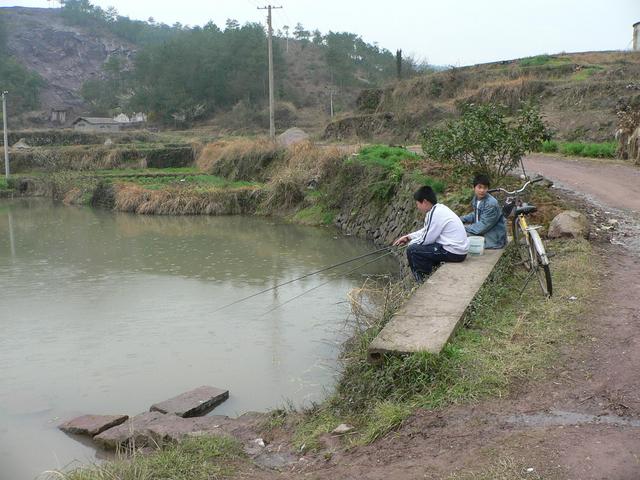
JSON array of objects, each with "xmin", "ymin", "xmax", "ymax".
[{"xmin": 468, "ymin": 235, "xmax": 485, "ymax": 255}]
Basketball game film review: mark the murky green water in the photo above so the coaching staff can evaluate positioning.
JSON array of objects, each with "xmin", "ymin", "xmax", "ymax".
[{"xmin": 0, "ymin": 199, "xmax": 396, "ymax": 480}]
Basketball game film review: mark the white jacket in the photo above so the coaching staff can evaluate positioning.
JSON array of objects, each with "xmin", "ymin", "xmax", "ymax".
[{"xmin": 408, "ymin": 204, "xmax": 469, "ymax": 255}]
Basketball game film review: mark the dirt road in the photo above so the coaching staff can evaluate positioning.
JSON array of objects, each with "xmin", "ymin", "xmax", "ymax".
[
  {"xmin": 248, "ymin": 155, "xmax": 640, "ymax": 479},
  {"xmin": 522, "ymin": 154, "xmax": 640, "ymax": 212}
]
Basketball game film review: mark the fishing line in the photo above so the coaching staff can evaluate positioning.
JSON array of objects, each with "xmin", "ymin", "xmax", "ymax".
[
  {"xmin": 213, "ymin": 245, "xmax": 398, "ymax": 312},
  {"xmin": 259, "ymin": 248, "xmax": 399, "ymax": 317}
]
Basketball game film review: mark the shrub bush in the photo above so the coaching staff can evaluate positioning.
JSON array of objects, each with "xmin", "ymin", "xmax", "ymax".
[{"xmin": 421, "ymin": 103, "xmax": 547, "ymax": 180}]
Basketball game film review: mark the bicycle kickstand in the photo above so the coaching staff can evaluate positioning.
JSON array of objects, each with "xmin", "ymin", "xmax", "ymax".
[{"xmin": 519, "ymin": 268, "xmax": 537, "ymax": 297}]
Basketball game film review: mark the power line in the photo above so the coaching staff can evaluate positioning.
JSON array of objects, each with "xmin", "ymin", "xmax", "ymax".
[{"xmin": 259, "ymin": 249, "xmax": 397, "ymax": 316}]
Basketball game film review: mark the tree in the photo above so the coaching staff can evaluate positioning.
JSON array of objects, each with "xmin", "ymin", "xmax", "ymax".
[
  {"xmin": 105, "ymin": 6, "xmax": 118, "ymax": 23},
  {"xmin": 396, "ymin": 49, "xmax": 402, "ymax": 80},
  {"xmin": 312, "ymin": 29, "xmax": 323, "ymax": 45},
  {"xmin": 293, "ymin": 23, "xmax": 310, "ymax": 42},
  {"xmin": 421, "ymin": 103, "xmax": 548, "ymax": 180},
  {"xmin": 225, "ymin": 18, "xmax": 240, "ymax": 30}
]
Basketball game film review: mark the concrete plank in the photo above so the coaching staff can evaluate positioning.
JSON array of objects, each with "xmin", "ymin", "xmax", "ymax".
[
  {"xmin": 149, "ymin": 385, "xmax": 229, "ymax": 417},
  {"xmin": 58, "ymin": 414, "xmax": 128, "ymax": 436},
  {"xmin": 368, "ymin": 249, "xmax": 505, "ymax": 361}
]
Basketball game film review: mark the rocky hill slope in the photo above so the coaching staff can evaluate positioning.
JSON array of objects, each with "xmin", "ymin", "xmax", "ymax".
[
  {"xmin": 2, "ymin": 6, "xmax": 135, "ymax": 121},
  {"xmin": 325, "ymin": 51, "xmax": 640, "ymax": 142}
]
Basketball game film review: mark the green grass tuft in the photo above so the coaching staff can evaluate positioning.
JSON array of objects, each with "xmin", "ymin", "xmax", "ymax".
[
  {"xmin": 49, "ymin": 435, "xmax": 245, "ymax": 480},
  {"xmin": 345, "ymin": 145, "xmax": 421, "ymax": 202},
  {"xmin": 518, "ymin": 55, "xmax": 553, "ymax": 67},
  {"xmin": 540, "ymin": 140, "xmax": 616, "ymax": 158},
  {"xmin": 355, "ymin": 145, "xmax": 420, "ymax": 169},
  {"xmin": 410, "ymin": 171, "xmax": 446, "ymax": 193},
  {"xmin": 292, "ymin": 204, "xmax": 336, "ymax": 225}
]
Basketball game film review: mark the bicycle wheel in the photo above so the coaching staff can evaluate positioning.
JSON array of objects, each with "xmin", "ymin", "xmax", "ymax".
[
  {"xmin": 528, "ymin": 230, "xmax": 553, "ymax": 297},
  {"xmin": 512, "ymin": 216, "xmax": 531, "ymax": 270}
]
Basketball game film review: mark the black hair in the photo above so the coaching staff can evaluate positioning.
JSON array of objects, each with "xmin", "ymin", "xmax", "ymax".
[
  {"xmin": 473, "ymin": 174, "xmax": 491, "ymax": 188},
  {"xmin": 413, "ymin": 185, "xmax": 437, "ymax": 205}
]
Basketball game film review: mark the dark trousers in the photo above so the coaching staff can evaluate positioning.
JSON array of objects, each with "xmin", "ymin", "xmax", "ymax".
[{"xmin": 406, "ymin": 242, "xmax": 467, "ymax": 282}]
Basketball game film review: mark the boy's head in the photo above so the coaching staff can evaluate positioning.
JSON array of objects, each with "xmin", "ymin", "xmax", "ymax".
[
  {"xmin": 413, "ymin": 186, "xmax": 437, "ymax": 213},
  {"xmin": 473, "ymin": 174, "xmax": 491, "ymax": 199}
]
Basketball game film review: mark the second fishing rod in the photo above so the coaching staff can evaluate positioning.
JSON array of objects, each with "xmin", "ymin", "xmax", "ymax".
[{"xmin": 214, "ymin": 244, "xmax": 406, "ymax": 312}]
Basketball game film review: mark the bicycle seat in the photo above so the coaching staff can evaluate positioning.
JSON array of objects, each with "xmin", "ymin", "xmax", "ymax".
[{"xmin": 515, "ymin": 205, "xmax": 537, "ymax": 216}]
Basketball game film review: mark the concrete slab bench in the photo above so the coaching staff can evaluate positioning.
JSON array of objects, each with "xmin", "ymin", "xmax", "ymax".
[{"xmin": 368, "ymin": 249, "xmax": 505, "ymax": 362}]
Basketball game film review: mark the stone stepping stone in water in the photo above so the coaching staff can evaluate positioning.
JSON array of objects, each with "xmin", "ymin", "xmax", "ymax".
[
  {"xmin": 93, "ymin": 412, "xmax": 235, "ymax": 450},
  {"xmin": 94, "ymin": 411, "xmax": 166, "ymax": 450},
  {"xmin": 59, "ymin": 414, "xmax": 129, "ymax": 436},
  {"xmin": 150, "ymin": 385, "xmax": 229, "ymax": 417}
]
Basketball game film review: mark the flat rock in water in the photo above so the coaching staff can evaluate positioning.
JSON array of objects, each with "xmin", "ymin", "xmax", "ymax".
[
  {"xmin": 94, "ymin": 413, "xmax": 236, "ymax": 449},
  {"xmin": 150, "ymin": 385, "xmax": 229, "ymax": 417},
  {"xmin": 93, "ymin": 411, "xmax": 166, "ymax": 450},
  {"xmin": 59, "ymin": 414, "xmax": 128, "ymax": 436},
  {"xmin": 147, "ymin": 415, "xmax": 233, "ymax": 445}
]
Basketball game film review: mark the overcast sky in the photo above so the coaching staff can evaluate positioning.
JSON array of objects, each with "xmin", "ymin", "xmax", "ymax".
[{"xmin": 2, "ymin": 0, "xmax": 639, "ymax": 65}]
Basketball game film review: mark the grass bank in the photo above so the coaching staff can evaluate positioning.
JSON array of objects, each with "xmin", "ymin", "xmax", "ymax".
[{"xmin": 288, "ymin": 238, "xmax": 597, "ymax": 450}]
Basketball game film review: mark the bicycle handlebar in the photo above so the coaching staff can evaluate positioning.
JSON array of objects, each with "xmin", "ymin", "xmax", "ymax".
[{"xmin": 488, "ymin": 176, "xmax": 544, "ymax": 195}]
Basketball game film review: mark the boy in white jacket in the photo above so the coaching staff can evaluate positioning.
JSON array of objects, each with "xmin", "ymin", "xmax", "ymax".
[{"xmin": 393, "ymin": 186, "xmax": 469, "ymax": 282}]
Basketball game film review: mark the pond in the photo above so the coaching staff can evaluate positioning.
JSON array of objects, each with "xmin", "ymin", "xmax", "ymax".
[{"xmin": 0, "ymin": 199, "xmax": 397, "ymax": 480}]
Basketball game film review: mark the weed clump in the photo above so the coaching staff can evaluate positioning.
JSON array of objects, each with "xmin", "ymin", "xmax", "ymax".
[{"xmin": 261, "ymin": 141, "xmax": 345, "ymax": 214}]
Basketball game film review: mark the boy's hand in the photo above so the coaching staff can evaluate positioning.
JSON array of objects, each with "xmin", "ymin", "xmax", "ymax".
[{"xmin": 393, "ymin": 235, "xmax": 410, "ymax": 246}]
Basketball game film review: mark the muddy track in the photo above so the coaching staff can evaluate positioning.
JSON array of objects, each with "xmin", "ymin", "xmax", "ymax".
[{"xmin": 247, "ymin": 154, "xmax": 640, "ymax": 479}]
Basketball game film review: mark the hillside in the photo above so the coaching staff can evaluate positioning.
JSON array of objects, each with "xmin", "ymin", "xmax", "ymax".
[
  {"xmin": 325, "ymin": 51, "xmax": 640, "ymax": 142},
  {"xmin": 0, "ymin": 5, "xmax": 414, "ymax": 132},
  {"xmin": 1, "ymin": 7, "xmax": 136, "ymax": 121}
]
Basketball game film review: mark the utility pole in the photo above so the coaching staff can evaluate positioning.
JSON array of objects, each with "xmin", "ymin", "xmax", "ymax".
[
  {"xmin": 2, "ymin": 91, "xmax": 9, "ymax": 179},
  {"xmin": 258, "ymin": 5, "xmax": 282, "ymax": 139},
  {"xmin": 330, "ymin": 89, "xmax": 334, "ymax": 118}
]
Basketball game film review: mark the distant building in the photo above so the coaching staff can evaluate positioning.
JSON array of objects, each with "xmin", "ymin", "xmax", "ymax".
[
  {"xmin": 635, "ymin": 22, "xmax": 640, "ymax": 51},
  {"xmin": 50, "ymin": 107, "xmax": 68, "ymax": 124},
  {"xmin": 113, "ymin": 113, "xmax": 130, "ymax": 123},
  {"xmin": 131, "ymin": 112, "xmax": 147, "ymax": 123},
  {"xmin": 72, "ymin": 117, "xmax": 123, "ymax": 132}
]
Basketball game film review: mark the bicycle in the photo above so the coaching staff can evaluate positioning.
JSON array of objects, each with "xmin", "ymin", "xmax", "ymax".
[{"xmin": 489, "ymin": 177, "xmax": 553, "ymax": 297}]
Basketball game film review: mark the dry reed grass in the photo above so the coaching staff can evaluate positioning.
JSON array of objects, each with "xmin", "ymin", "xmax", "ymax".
[
  {"xmin": 261, "ymin": 141, "xmax": 346, "ymax": 212},
  {"xmin": 196, "ymin": 137, "xmax": 283, "ymax": 180},
  {"xmin": 461, "ymin": 77, "xmax": 547, "ymax": 110},
  {"xmin": 113, "ymin": 184, "xmax": 264, "ymax": 215}
]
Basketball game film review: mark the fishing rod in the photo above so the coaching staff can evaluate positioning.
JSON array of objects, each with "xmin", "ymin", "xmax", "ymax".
[
  {"xmin": 259, "ymin": 248, "xmax": 399, "ymax": 317},
  {"xmin": 214, "ymin": 245, "xmax": 402, "ymax": 312}
]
